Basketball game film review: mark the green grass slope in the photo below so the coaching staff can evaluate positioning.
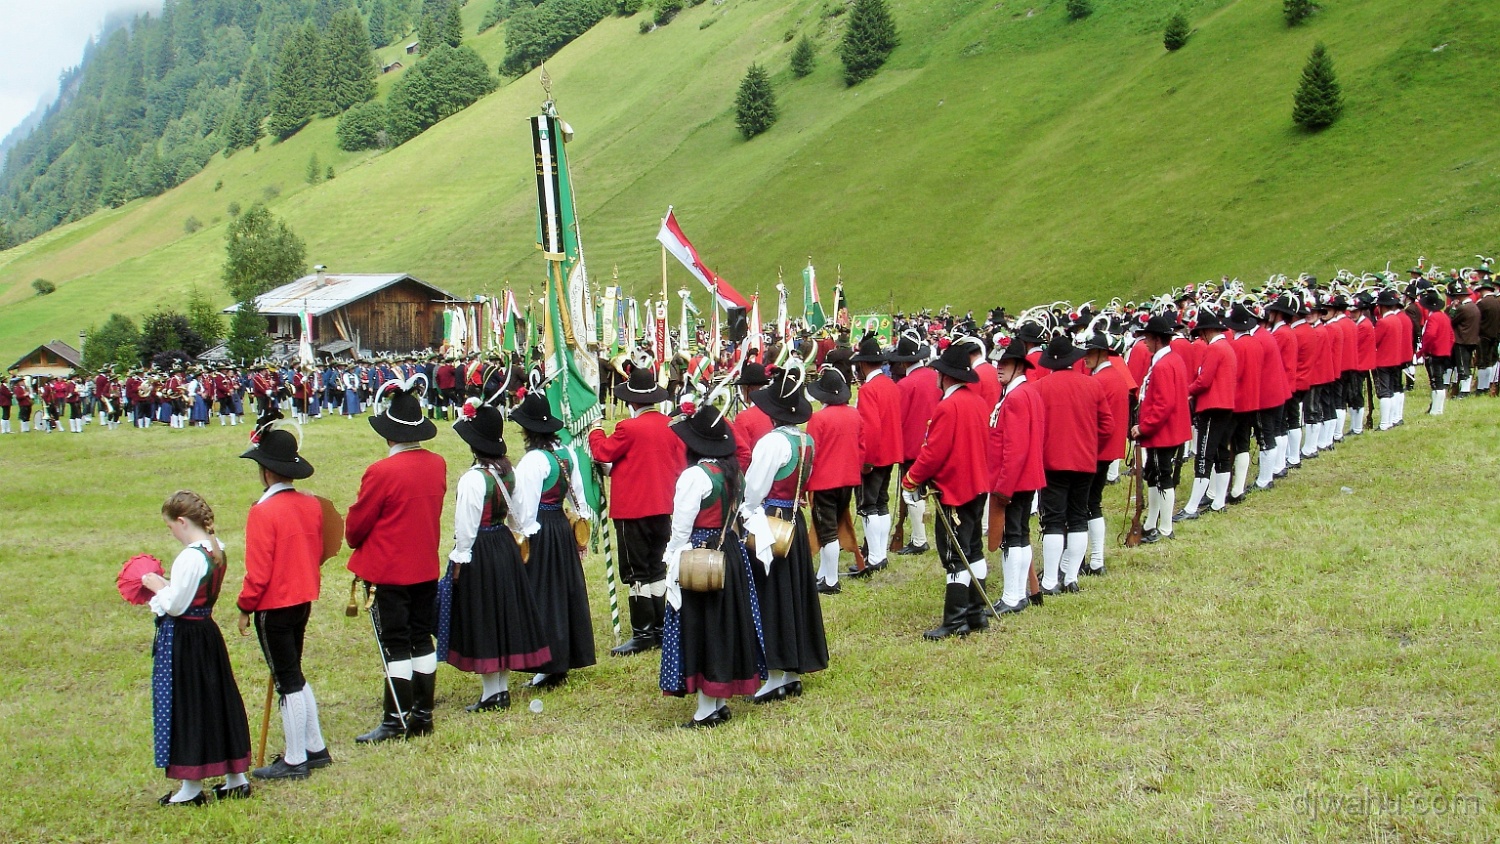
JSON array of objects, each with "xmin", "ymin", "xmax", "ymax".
[{"xmin": 2, "ymin": 0, "xmax": 1497, "ymax": 362}]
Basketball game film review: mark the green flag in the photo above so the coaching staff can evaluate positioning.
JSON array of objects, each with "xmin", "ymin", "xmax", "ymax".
[{"xmin": 803, "ymin": 263, "xmax": 826, "ymax": 331}]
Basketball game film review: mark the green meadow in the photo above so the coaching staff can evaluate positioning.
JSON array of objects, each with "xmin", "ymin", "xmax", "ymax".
[
  {"xmin": 3, "ymin": 0, "xmax": 1498, "ymax": 363},
  {"xmin": 1, "ymin": 386, "xmax": 1497, "ymax": 841}
]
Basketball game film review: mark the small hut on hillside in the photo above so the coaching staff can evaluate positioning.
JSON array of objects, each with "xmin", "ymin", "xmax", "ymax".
[{"xmin": 225, "ymin": 271, "xmax": 454, "ymax": 356}]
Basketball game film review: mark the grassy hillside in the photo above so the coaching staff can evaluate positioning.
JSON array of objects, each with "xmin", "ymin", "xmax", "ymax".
[{"xmin": 2, "ymin": 0, "xmax": 1498, "ymax": 362}]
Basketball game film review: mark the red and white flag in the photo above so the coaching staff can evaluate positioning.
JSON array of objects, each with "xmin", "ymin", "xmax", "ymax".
[{"xmin": 656, "ymin": 208, "xmax": 750, "ymax": 311}]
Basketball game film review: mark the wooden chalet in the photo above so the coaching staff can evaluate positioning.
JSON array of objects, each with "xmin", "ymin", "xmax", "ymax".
[
  {"xmin": 7, "ymin": 340, "xmax": 82, "ymax": 377},
  {"xmin": 225, "ymin": 271, "xmax": 454, "ymax": 356}
]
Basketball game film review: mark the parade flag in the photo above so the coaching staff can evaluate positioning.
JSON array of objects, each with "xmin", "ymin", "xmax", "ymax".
[
  {"xmin": 679, "ymin": 290, "xmax": 699, "ymax": 353},
  {"xmin": 852, "ymin": 313, "xmax": 894, "ymax": 346},
  {"xmin": 748, "ymin": 293, "xmax": 763, "ymax": 355},
  {"xmin": 775, "ymin": 282, "xmax": 789, "ymax": 344},
  {"xmin": 833, "ymin": 277, "xmax": 851, "ymax": 329},
  {"xmin": 656, "ymin": 208, "xmax": 750, "ymax": 311},
  {"xmin": 501, "ymin": 290, "xmax": 522, "ymax": 353},
  {"xmin": 600, "ymin": 286, "xmax": 618, "ymax": 352},
  {"xmin": 299, "ymin": 301, "xmax": 314, "ymax": 366},
  {"xmin": 803, "ymin": 263, "xmax": 826, "ymax": 331}
]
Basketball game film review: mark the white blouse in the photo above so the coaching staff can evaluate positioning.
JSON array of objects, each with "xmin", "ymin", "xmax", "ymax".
[
  {"xmin": 149, "ymin": 540, "xmax": 218, "ymax": 618},
  {"xmin": 449, "ymin": 466, "xmax": 516, "ymax": 564}
]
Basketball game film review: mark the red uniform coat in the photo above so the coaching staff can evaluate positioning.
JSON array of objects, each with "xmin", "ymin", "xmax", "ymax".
[
  {"xmin": 987, "ymin": 379, "xmax": 1046, "ymax": 498},
  {"xmin": 1229, "ymin": 333, "xmax": 1263, "ymax": 413},
  {"xmin": 436, "ymin": 364, "xmax": 457, "ymax": 390},
  {"xmin": 1421, "ymin": 310, "xmax": 1455, "ymax": 357},
  {"xmin": 1033, "ymin": 370, "xmax": 1115, "ymax": 472},
  {"xmin": 806, "ymin": 404, "xmax": 863, "ymax": 491},
  {"xmin": 898, "ymin": 365, "xmax": 941, "ymax": 463},
  {"xmin": 238, "ymin": 489, "xmax": 325, "ymax": 612},
  {"xmin": 1136, "ymin": 350, "xmax": 1192, "ymax": 448},
  {"xmin": 1169, "ymin": 337, "xmax": 1200, "ymax": 383},
  {"xmin": 1374, "ymin": 312, "xmax": 1409, "ymax": 368},
  {"xmin": 1026, "ymin": 349, "xmax": 1050, "ymax": 380},
  {"xmin": 1252, "ymin": 328, "xmax": 1291, "ymax": 408},
  {"xmin": 1126, "ymin": 341, "xmax": 1152, "ymax": 386},
  {"xmin": 1336, "ymin": 316, "xmax": 1360, "ymax": 374},
  {"xmin": 1355, "ymin": 316, "xmax": 1376, "ymax": 371},
  {"xmin": 1312, "ymin": 323, "xmax": 1340, "ymax": 385},
  {"xmin": 346, "ymin": 448, "xmax": 447, "ymax": 585},
  {"xmin": 907, "ymin": 385, "xmax": 989, "ymax": 505},
  {"xmin": 1092, "ymin": 363, "xmax": 1132, "ymax": 462},
  {"xmin": 732, "ymin": 404, "xmax": 775, "ymax": 473},
  {"xmin": 855, "ymin": 372, "xmax": 904, "ymax": 467},
  {"xmin": 1293, "ymin": 321, "xmax": 1320, "ymax": 391},
  {"xmin": 588, "ymin": 410, "xmax": 686, "ymax": 518},
  {"xmin": 1269, "ymin": 324, "xmax": 1300, "ymax": 394},
  {"xmin": 1189, "ymin": 336, "xmax": 1237, "ymax": 410},
  {"xmin": 973, "ymin": 361, "xmax": 1002, "ymax": 407}
]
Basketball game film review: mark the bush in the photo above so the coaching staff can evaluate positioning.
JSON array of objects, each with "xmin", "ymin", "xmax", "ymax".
[
  {"xmin": 389, "ymin": 45, "xmax": 499, "ymax": 145},
  {"xmin": 82, "ymin": 314, "xmax": 140, "ymax": 372},
  {"xmin": 337, "ymin": 101, "xmax": 391, "ymax": 151},
  {"xmin": 1284, "ymin": 0, "xmax": 1316, "ymax": 27},
  {"xmin": 655, "ymin": 0, "xmax": 683, "ymax": 26},
  {"xmin": 791, "ymin": 35, "xmax": 817, "ymax": 78},
  {"xmin": 326, "ymin": 166, "xmax": 335, "ymax": 181},
  {"xmin": 262, "ymin": 184, "xmax": 281, "ymax": 201},
  {"xmin": 227, "ymin": 201, "xmax": 242, "ymax": 217},
  {"xmin": 32, "ymin": 278, "xmax": 56, "ymax": 296},
  {"xmin": 306, "ymin": 153, "xmax": 323, "ymax": 185},
  {"xmin": 1293, "ymin": 42, "xmax": 1343, "ymax": 130},
  {"xmin": 639, "ymin": 19, "xmax": 654, "ymax": 33},
  {"xmin": 213, "ymin": 179, "xmax": 224, "ymax": 192},
  {"xmin": 1163, "ymin": 13, "xmax": 1190, "ymax": 51},
  {"xmin": 734, "ymin": 64, "xmax": 777, "ymax": 140},
  {"xmin": 502, "ymin": 0, "xmax": 611, "ymax": 76},
  {"xmin": 184, "ymin": 216, "xmax": 203, "ymax": 234},
  {"xmin": 839, "ymin": 0, "xmax": 900, "ymax": 86},
  {"xmin": 1066, "ymin": 0, "xmax": 1092, "ymax": 21},
  {"xmin": 617, "ymin": 0, "xmax": 645, "ymax": 13}
]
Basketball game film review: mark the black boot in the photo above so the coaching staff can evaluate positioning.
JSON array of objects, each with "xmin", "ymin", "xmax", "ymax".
[
  {"xmin": 968, "ymin": 579, "xmax": 991, "ymax": 630},
  {"xmin": 649, "ymin": 594, "xmax": 666, "ymax": 649},
  {"xmin": 610, "ymin": 596, "xmax": 657, "ymax": 656},
  {"xmin": 923, "ymin": 583, "xmax": 972, "ymax": 640},
  {"xmin": 355, "ymin": 677, "xmax": 411, "ymax": 743},
  {"xmin": 408, "ymin": 671, "xmax": 435, "ymax": 738}
]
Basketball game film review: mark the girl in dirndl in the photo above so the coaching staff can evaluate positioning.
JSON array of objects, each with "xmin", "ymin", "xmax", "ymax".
[
  {"xmin": 508, "ymin": 391, "xmax": 597, "ymax": 690},
  {"xmin": 660, "ymin": 405, "xmax": 766, "ymax": 727},
  {"xmin": 141, "ymin": 491, "xmax": 253, "ymax": 805},
  {"xmin": 440, "ymin": 401, "xmax": 554, "ymax": 711},
  {"xmin": 739, "ymin": 368, "xmax": 829, "ymax": 703}
]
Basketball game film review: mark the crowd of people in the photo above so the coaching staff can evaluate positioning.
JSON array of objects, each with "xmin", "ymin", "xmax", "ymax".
[{"xmin": 128, "ymin": 257, "xmax": 1499, "ymax": 806}]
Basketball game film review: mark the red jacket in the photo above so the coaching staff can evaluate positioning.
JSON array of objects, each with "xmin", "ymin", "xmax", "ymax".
[
  {"xmin": 1252, "ymin": 328, "xmax": 1291, "ymax": 408},
  {"xmin": 1229, "ymin": 333, "xmax": 1263, "ymax": 413},
  {"xmin": 1355, "ymin": 316, "xmax": 1376, "ymax": 371},
  {"xmin": 1421, "ymin": 310, "xmax": 1454, "ymax": 357},
  {"xmin": 907, "ymin": 384, "xmax": 989, "ymax": 505},
  {"xmin": 1336, "ymin": 316, "xmax": 1360, "ymax": 373},
  {"xmin": 855, "ymin": 372, "xmax": 903, "ymax": 467},
  {"xmin": 1026, "ymin": 349, "xmax": 1050, "ymax": 380},
  {"xmin": 732, "ymin": 404, "xmax": 774, "ymax": 473},
  {"xmin": 1293, "ymin": 321, "xmax": 1320, "ymax": 391},
  {"xmin": 1169, "ymin": 337, "xmax": 1200, "ymax": 382},
  {"xmin": 1136, "ymin": 349, "xmax": 1191, "ymax": 447},
  {"xmin": 973, "ymin": 361, "xmax": 1001, "ymax": 407},
  {"xmin": 1033, "ymin": 369, "xmax": 1115, "ymax": 472},
  {"xmin": 1126, "ymin": 341, "xmax": 1152, "ymax": 386},
  {"xmin": 1374, "ymin": 312, "xmax": 1409, "ymax": 368},
  {"xmin": 1269, "ymin": 324, "xmax": 1299, "ymax": 395},
  {"xmin": 898, "ymin": 365, "xmax": 941, "ymax": 463},
  {"xmin": 346, "ymin": 447, "xmax": 447, "ymax": 585},
  {"xmin": 806, "ymin": 404, "xmax": 863, "ymax": 491},
  {"xmin": 238, "ymin": 489, "xmax": 325, "ymax": 612},
  {"xmin": 1312, "ymin": 323, "xmax": 1340, "ymax": 385},
  {"xmin": 1092, "ymin": 363, "xmax": 1132, "ymax": 462},
  {"xmin": 987, "ymin": 379, "xmax": 1046, "ymax": 497},
  {"xmin": 588, "ymin": 410, "xmax": 686, "ymax": 518},
  {"xmin": 435, "ymin": 364, "xmax": 457, "ymax": 390},
  {"xmin": 1189, "ymin": 336, "xmax": 1236, "ymax": 411}
]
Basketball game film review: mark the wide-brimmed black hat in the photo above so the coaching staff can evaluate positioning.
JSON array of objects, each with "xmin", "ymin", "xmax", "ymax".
[
  {"xmin": 887, "ymin": 332, "xmax": 929, "ymax": 363},
  {"xmin": 370, "ymin": 381, "xmax": 437, "ymax": 442},
  {"xmin": 733, "ymin": 362, "xmax": 771, "ymax": 386},
  {"xmin": 1140, "ymin": 313, "xmax": 1179, "ymax": 339},
  {"xmin": 994, "ymin": 342, "xmax": 1033, "ymax": 370},
  {"xmin": 1013, "ymin": 321, "xmax": 1047, "ymax": 346},
  {"xmin": 1192, "ymin": 309, "xmax": 1227, "ymax": 334},
  {"xmin": 671, "ymin": 405, "xmax": 737, "ymax": 458},
  {"xmin": 1376, "ymin": 289, "xmax": 1402, "ymax": 308},
  {"xmin": 1224, "ymin": 303, "xmax": 1259, "ymax": 332},
  {"xmin": 1038, "ymin": 334, "xmax": 1085, "ymax": 370},
  {"xmin": 240, "ymin": 424, "xmax": 314, "ymax": 480},
  {"xmin": 849, "ymin": 333, "xmax": 888, "ymax": 364},
  {"xmin": 510, "ymin": 390, "xmax": 564, "ymax": 434},
  {"xmin": 453, "ymin": 401, "xmax": 508, "ymax": 458},
  {"xmin": 613, "ymin": 366, "xmax": 668, "ymax": 404},
  {"xmin": 1265, "ymin": 293, "xmax": 1299, "ymax": 318},
  {"xmin": 750, "ymin": 368, "xmax": 813, "ymax": 425},
  {"xmin": 806, "ymin": 367, "xmax": 851, "ymax": 405},
  {"xmin": 1446, "ymin": 280, "xmax": 1469, "ymax": 298},
  {"xmin": 1326, "ymin": 294, "xmax": 1350, "ymax": 310},
  {"xmin": 1081, "ymin": 328, "xmax": 1114, "ymax": 352},
  {"xmin": 932, "ymin": 342, "xmax": 980, "ymax": 383},
  {"xmin": 1352, "ymin": 291, "xmax": 1377, "ymax": 311}
]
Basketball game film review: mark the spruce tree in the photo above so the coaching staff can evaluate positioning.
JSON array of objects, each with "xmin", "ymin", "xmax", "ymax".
[
  {"xmin": 838, "ymin": 0, "xmax": 900, "ymax": 87},
  {"xmin": 267, "ymin": 26, "xmax": 318, "ymax": 139},
  {"xmin": 1292, "ymin": 42, "xmax": 1343, "ymax": 130},
  {"xmin": 734, "ymin": 63, "xmax": 777, "ymax": 140},
  {"xmin": 1066, "ymin": 0, "xmax": 1092, "ymax": 21},
  {"xmin": 228, "ymin": 300, "xmax": 272, "ymax": 364},
  {"xmin": 1163, "ymin": 13, "xmax": 1190, "ymax": 51},
  {"xmin": 324, "ymin": 8, "xmax": 378, "ymax": 114},
  {"xmin": 369, "ymin": 0, "xmax": 390, "ymax": 47},
  {"xmin": 790, "ymin": 34, "xmax": 816, "ymax": 78},
  {"xmin": 441, "ymin": 2, "xmax": 465, "ymax": 47},
  {"xmin": 222, "ymin": 204, "xmax": 308, "ymax": 301},
  {"xmin": 1284, "ymin": 0, "xmax": 1316, "ymax": 27}
]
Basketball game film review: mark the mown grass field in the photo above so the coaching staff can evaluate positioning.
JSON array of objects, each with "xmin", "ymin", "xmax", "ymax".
[
  {"xmin": 1, "ymin": 385, "xmax": 1496, "ymax": 842},
  {"xmin": 3, "ymin": 0, "xmax": 1498, "ymax": 363}
]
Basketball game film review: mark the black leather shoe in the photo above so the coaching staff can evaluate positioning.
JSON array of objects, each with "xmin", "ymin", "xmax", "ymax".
[
  {"xmin": 1038, "ymin": 584, "xmax": 1063, "ymax": 596},
  {"xmin": 159, "ymin": 791, "xmax": 210, "ymax": 807},
  {"xmin": 895, "ymin": 542, "xmax": 930, "ymax": 556},
  {"xmin": 1273, "ymin": 470, "xmax": 1288, "ymax": 479},
  {"xmin": 992, "ymin": 596, "xmax": 1029, "ymax": 615},
  {"xmin": 1140, "ymin": 529, "xmax": 1162, "ymax": 544},
  {"xmin": 529, "ymin": 671, "xmax": 569, "ymax": 691},
  {"xmin": 845, "ymin": 563, "xmax": 874, "ymax": 579},
  {"xmin": 1226, "ymin": 493, "xmax": 1247, "ymax": 505},
  {"xmin": 783, "ymin": 680, "xmax": 804, "ymax": 698},
  {"xmin": 253, "ymin": 755, "xmax": 310, "ymax": 780},
  {"xmin": 866, "ymin": 558, "xmax": 889, "ymax": 573},
  {"xmin": 1028, "ymin": 591, "xmax": 1044, "ymax": 607},
  {"xmin": 816, "ymin": 579, "xmax": 841, "ymax": 595},
  {"xmin": 1062, "ymin": 581, "xmax": 1080, "ymax": 594},
  {"xmin": 752, "ymin": 685, "xmax": 789, "ymax": 704},
  {"xmin": 212, "ymin": 783, "xmax": 252, "ymax": 800},
  {"xmin": 306, "ymin": 748, "xmax": 333, "ymax": 770},
  {"xmin": 466, "ymin": 691, "xmax": 511, "ymax": 712},
  {"xmin": 1172, "ymin": 508, "xmax": 1198, "ymax": 523},
  {"xmin": 1082, "ymin": 565, "xmax": 1105, "ymax": 577},
  {"xmin": 680, "ymin": 707, "xmax": 728, "ymax": 729}
]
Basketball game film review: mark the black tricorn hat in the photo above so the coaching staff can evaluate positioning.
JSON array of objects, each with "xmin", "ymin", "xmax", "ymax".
[
  {"xmin": 750, "ymin": 367, "xmax": 813, "ymax": 425},
  {"xmin": 1037, "ymin": 334, "xmax": 1085, "ymax": 370},
  {"xmin": 733, "ymin": 362, "xmax": 771, "ymax": 386},
  {"xmin": 240, "ymin": 424, "xmax": 314, "ymax": 480},
  {"xmin": 849, "ymin": 332, "xmax": 888, "ymax": 363},
  {"xmin": 613, "ymin": 367, "xmax": 669, "ymax": 404},
  {"xmin": 806, "ymin": 366, "xmax": 851, "ymax": 405},
  {"xmin": 453, "ymin": 401, "xmax": 507, "ymax": 458},
  {"xmin": 510, "ymin": 390, "xmax": 564, "ymax": 434},
  {"xmin": 932, "ymin": 342, "xmax": 979, "ymax": 383},
  {"xmin": 1140, "ymin": 313, "xmax": 1179, "ymax": 339},
  {"xmin": 369, "ymin": 379, "xmax": 437, "ymax": 442},
  {"xmin": 671, "ymin": 405, "xmax": 737, "ymax": 458}
]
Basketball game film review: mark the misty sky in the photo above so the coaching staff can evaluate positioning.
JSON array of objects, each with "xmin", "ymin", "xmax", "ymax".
[{"xmin": 1, "ymin": 0, "xmax": 159, "ymax": 141}]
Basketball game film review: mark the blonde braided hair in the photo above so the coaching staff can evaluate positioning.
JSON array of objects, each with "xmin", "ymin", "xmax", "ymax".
[{"xmin": 161, "ymin": 490, "xmax": 225, "ymax": 566}]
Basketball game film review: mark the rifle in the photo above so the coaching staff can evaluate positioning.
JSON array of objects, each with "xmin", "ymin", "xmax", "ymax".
[
  {"xmin": 1122, "ymin": 442, "xmax": 1146, "ymax": 547},
  {"xmin": 891, "ymin": 486, "xmax": 907, "ymax": 551},
  {"xmin": 836, "ymin": 501, "xmax": 867, "ymax": 570}
]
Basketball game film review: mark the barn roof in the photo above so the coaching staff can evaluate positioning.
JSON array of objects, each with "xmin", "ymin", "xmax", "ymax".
[
  {"xmin": 224, "ymin": 273, "xmax": 454, "ymax": 318},
  {"xmin": 8, "ymin": 340, "xmax": 82, "ymax": 372}
]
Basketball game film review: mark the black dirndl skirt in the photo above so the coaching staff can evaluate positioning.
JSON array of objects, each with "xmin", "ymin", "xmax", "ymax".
[
  {"xmin": 660, "ymin": 528, "xmax": 766, "ymax": 699},
  {"xmin": 155, "ymin": 614, "xmax": 251, "ymax": 780},
  {"xmin": 440, "ymin": 527, "xmax": 552, "ymax": 673},
  {"xmin": 752, "ymin": 502, "xmax": 829, "ymax": 676},
  {"xmin": 523, "ymin": 506, "xmax": 596, "ymax": 674}
]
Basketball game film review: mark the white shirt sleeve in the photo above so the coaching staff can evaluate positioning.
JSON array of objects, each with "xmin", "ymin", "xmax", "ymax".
[
  {"xmin": 740, "ymin": 431, "xmax": 791, "ymax": 518},
  {"xmin": 666, "ymin": 466, "xmax": 714, "ymax": 558},
  {"xmin": 512, "ymin": 451, "xmax": 550, "ymax": 538},
  {"xmin": 150, "ymin": 544, "xmax": 210, "ymax": 618},
  {"xmin": 449, "ymin": 468, "xmax": 487, "ymax": 564},
  {"xmin": 560, "ymin": 445, "xmax": 595, "ymax": 521}
]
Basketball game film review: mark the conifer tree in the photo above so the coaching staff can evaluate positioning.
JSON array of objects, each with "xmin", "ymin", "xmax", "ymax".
[
  {"xmin": 369, "ymin": 0, "xmax": 390, "ymax": 47},
  {"xmin": 791, "ymin": 34, "xmax": 816, "ymax": 78},
  {"xmin": 1292, "ymin": 42, "xmax": 1343, "ymax": 130},
  {"xmin": 323, "ymin": 8, "xmax": 378, "ymax": 114},
  {"xmin": 1284, "ymin": 0, "xmax": 1316, "ymax": 27},
  {"xmin": 268, "ymin": 25, "xmax": 319, "ymax": 139},
  {"xmin": 1163, "ymin": 13, "xmax": 1190, "ymax": 51},
  {"xmin": 734, "ymin": 63, "xmax": 777, "ymax": 140},
  {"xmin": 838, "ymin": 0, "xmax": 899, "ymax": 87},
  {"xmin": 441, "ymin": 2, "xmax": 465, "ymax": 47},
  {"xmin": 1066, "ymin": 0, "xmax": 1092, "ymax": 21}
]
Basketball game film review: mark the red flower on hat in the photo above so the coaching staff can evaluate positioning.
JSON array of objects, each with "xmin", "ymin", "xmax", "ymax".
[
  {"xmin": 680, "ymin": 400, "xmax": 696, "ymax": 416},
  {"xmin": 462, "ymin": 402, "xmax": 478, "ymax": 420},
  {"xmin": 999, "ymin": 337, "xmax": 1012, "ymax": 348},
  {"xmin": 516, "ymin": 387, "xmax": 527, "ymax": 400}
]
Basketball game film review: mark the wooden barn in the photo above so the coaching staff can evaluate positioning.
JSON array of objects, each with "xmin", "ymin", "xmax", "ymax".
[
  {"xmin": 7, "ymin": 340, "xmax": 82, "ymax": 377},
  {"xmin": 226, "ymin": 271, "xmax": 454, "ymax": 356}
]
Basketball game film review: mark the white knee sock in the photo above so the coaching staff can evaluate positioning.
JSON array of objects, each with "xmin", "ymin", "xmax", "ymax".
[
  {"xmin": 907, "ymin": 496, "xmax": 928, "ymax": 546},
  {"xmin": 1230, "ymin": 452, "xmax": 1250, "ymax": 497},
  {"xmin": 757, "ymin": 669, "xmax": 786, "ymax": 696},
  {"xmin": 1255, "ymin": 450, "xmax": 1274, "ymax": 488},
  {"xmin": 1396, "ymin": 391, "xmax": 1406, "ymax": 423},
  {"xmin": 1060, "ymin": 532, "xmax": 1088, "ymax": 584},
  {"xmin": 281, "ymin": 689, "xmax": 308, "ymax": 765},
  {"xmin": 225, "ymin": 772, "xmax": 248, "ymax": 788},
  {"xmin": 1086, "ymin": 517, "xmax": 1106, "ymax": 571},
  {"xmin": 411, "ymin": 652, "xmax": 437, "ymax": 674},
  {"xmin": 302, "ymin": 684, "xmax": 326, "ymax": 753},
  {"xmin": 694, "ymin": 690, "xmax": 719, "ymax": 720},
  {"xmin": 1301, "ymin": 425, "xmax": 1317, "ymax": 456},
  {"xmin": 1157, "ymin": 489, "xmax": 1175, "ymax": 536},
  {"xmin": 1334, "ymin": 408, "xmax": 1346, "ymax": 439},
  {"xmin": 386, "ymin": 659, "xmax": 413, "ymax": 681},
  {"xmin": 818, "ymin": 541, "xmax": 840, "ymax": 585},
  {"xmin": 1106, "ymin": 459, "xmax": 1120, "ymax": 482},
  {"xmin": 1041, "ymin": 533, "xmax": 1064, "ymax": 590},
  {"xmin": 867, "ymin": 513, "xmax": 891, "ymax": 563},
  {"xmin": 1019, "ymin": 545, "xmax": 1035, "ymax": 594},
  {"xmin": 1209, "ymin": 471, "xmax": 1230, "ymax": 510},
  {"xmin": 1001, "ymin": 548, "xmax": 1027, "ymax": 605},
  {"xmin": 171, "ymin": 779, "xmax": 203, "ymax": 802},
  {"xmin": 1184, "ymin": 476, "xmax": 1210, "ymax": 514},
  {"xmin": 1144, "ymin": 488, "xmax": 1162, "ymax": 532},
  {"xmin": 1350, "ymin": 408, "xmax": 1364, "ymax": 434}
]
